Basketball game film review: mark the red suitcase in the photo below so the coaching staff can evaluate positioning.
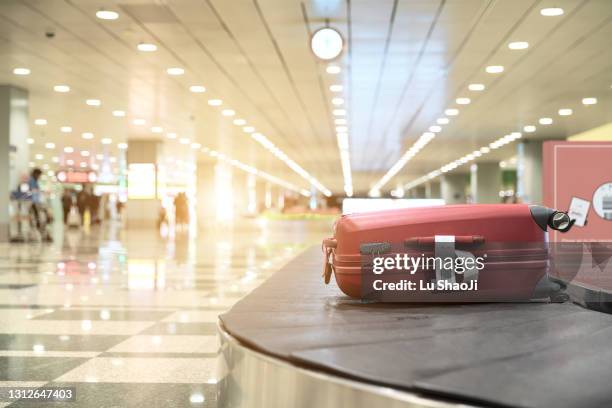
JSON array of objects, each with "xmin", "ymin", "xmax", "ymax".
[{"xmin": 322, "ymin": 204, "xmax": 573, "ymax": 301}]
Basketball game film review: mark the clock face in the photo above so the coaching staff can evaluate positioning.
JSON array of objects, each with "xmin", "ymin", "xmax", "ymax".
[{"xmin": 593, "ymin": 182, "xmax": 612, "ymax": 221}]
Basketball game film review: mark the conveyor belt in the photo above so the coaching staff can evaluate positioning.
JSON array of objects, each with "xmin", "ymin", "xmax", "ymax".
[{"xmin": 220, "ymin": 247, "xmax": 612, "ymax": 408}]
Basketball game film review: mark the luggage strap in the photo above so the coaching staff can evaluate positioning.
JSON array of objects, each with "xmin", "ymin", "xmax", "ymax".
[{"xmin": 322, "ymin": 238, "xmax": 336, "ymax": 284}]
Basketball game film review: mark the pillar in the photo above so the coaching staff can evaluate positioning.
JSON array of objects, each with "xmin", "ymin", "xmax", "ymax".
[
  {"xmin": 516, "ymin": 140, "xmax": 543, "ymax": 204},
  {"xmin": 232, "ymin": 171, "xmax": 249, "ymax": 217},
  {"xmin": 425, "ymin": 181, "xmax": 441, "ymax": 198},
  {"xmin": 470, "ymin": 162, "xmax": 502, "ymax": 204},
  {"xmin": 0, "ymin": 86, "xmax": 29, "ymax": 241},
  {"xmin": 441, "ymin": 173, "xmax": 468, "ymax": 204},
  {"xmin": 196, "ymin": 159, "xmax": 216, "ymax": 226},
  {"xmin": 125, "ymin": 140, "xmax": 161, "ymax": 228}
]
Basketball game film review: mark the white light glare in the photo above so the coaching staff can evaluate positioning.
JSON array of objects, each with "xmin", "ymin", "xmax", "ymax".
[
  {"xmin": 485, "ymin": 65, "xmax": 504, "ymax": 74},
  {"xmin": 310, "ymin": 27, "xmax": 344, "ymax": 60},
  {"xmin": 468, "ymin": 83, "xmax": 485, "ymax": 91},
  {"xmin": 13, "ymin": 68, "xmax": 30, "ymax": 75},
  {"xmin": 508, "ymin": 41, "xmax": 529, "ymax": 50},
  {"xmin": 137, "ymin": 43, "xmax": 157, "ymax": 52},
  {"xmin": 166, "ymin": 67, "xmax": 185, "ymax": 76},
  {"xmin": 190, "ymin": 85, "xmax": 206, "ymax": 93},
  {"xmin": 445, "ymin": 108, "xmax": 459, "ymax": 116},
  {"xmin": 96, "ymin": 10, "xmax": 119, "ymax": 20},
  {"xmin": 540, "ymin": 8, "xmax": 564, "ymax": 17}
]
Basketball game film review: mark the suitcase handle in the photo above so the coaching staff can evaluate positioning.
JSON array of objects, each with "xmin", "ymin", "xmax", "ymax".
[{"xmin": 404, "ymin": 235, "xmax": 485, "ymax": 247}]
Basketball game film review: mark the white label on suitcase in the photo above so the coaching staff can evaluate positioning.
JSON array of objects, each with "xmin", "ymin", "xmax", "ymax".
[{"xmin": 435, "ymin": 235, "xmax": 456, "ymax": 283}]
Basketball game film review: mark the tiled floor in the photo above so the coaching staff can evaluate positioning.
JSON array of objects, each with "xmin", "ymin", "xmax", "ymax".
[{"xmin": 0, "ymin": 219, "xmax": 330, "ymax": 407}]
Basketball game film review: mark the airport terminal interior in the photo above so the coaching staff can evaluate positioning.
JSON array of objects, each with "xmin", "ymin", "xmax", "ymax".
[{"xmin": 1, "ymin": 0, "xmax": 612, "ymax": 407}]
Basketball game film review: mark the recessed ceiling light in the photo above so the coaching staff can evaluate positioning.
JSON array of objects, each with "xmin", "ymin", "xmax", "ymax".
[
  {"xmin": 60, "ymin": 126, "xmax": 72, "ymax": 133},
  {"xmin": 468, "ymin": 83, "xmax": 485, "ymax": 91},
  {"xmin": 190, "ymin": 85, "xmax": 206, "ymax": 93},
  {"xmin": 35, "ymin": 153, "xmax": 44, "ymax": 160},
  {"xmin": 437, "ymin": 117, "xmax": 450, "ymax": 125},
  {"xmin": 118, "ymin": 143, "xmax": 128, "ymax": 150},
  {"xmin": 310, "ymin": 27, "xmax": 344, "ymax": 60},
  {"xmin": 335, "ymin": 118, "xmax": 347, "ymax": 125},
  {"xmin": 27, "ymin": 138, "xmax": 34, "ymax": 144},
  {"xmin": 429, "ymin": 125, "xmax": 442, "ymax": 133},
  {"xmin": 326, "ymin": 65, "xmax": 341, "ymax": 74},
  {"xmin": 540, "ymin": 7, "xmax": 564, "ymax": 17},
  {"xmin": 456, "ymin": 97, "xmax": 471, "ymax": 105},
  {"xmin": 54, "ymin": 85, "xmax": 70, "ymax": 93},
  {"xmin": 86, "ymin": 99, "xmax": 101, "ymax": 106},
  {"xmin": 95, "ymin": 154, "xmax": 103, "ymax": 160},
  {"xmin": 137, "ymin": 43, "xmax": 157, "ymax": 52},
  {"xmin": 508, "ymin": 41, "xmax": 529, "ymax": 50},
  {"xmin": 179, "ymin": 138, "xmax": 190, "ymax": 145},
  {"xmin": 166, "ymin": 67, "xmax": 185, "ymax": 76},
  {"xmin": 64, "ymin": 146, "xmax": 74, "ymax": 153},
  {"xmin": 81, "ymin": 150, "xmax": 90, "ymax": 157},
  {"xmin": 112, "ymin": 110, "xmax": 126, "ymax": 117},
  {"xmin": 191, "ymin": 142, "xmax": 202, "ymax": 149},
  {"xmin": 34, "ymin": 118, "xmax": 47, "ymax": 126},
  {"xmin": 523, "ymin": 125, "xmax": 536, "ymax": 133},
  {"xmin": 96, "ymin": 9, "xmax": 119, "ymax": 20},
  {"xmin": 445, "ymin": 108, "xmax": 459, "ymax": 116},
  {"xmin": 82, "ymin": 132, "xmax": 94, "ymax": 139},
  {"xmin": 233, "ymin": 119, "xmax": 246, "ymax": 126},
  {"xmin": 221, "ymin": 109, "xmax": 235, "ymax": 116},
  {"xmin": 133, "ymin": 118, "xmax": 146, "ymax": 125},
  {"xmin": 330, "ymin": 84, "xmax": 343, "ymax": 92},
  {"xmin": 45, "ymin": 142, "xmax": 55, "ymax": 149},
  {"xmin": 485, "ymin": 65, "xmax": 504, "ymax": 74},
  {"xmin": 208, "ymin": 99, "xmax": 222, "ymax": 106},
  {"xmin": 13, "ymin": 67, "xmax": 30, "ymax": 75},
  {"xmin": 558, "ymin": 108, "xmax": 573, "ymax": 116},
  {"xmin": 151, "ymin": 126, "xmax": 163, "ymax": 133},
  {"xmin": 166, "ymin": 132, "xmax": 177, "ymax": 139},
  {"xmin": 582, "ymin": 97, "xmax": 597, "ymax": 105},
  {"xmin": 333, "ymin": 109, "xmax": 346, "ymax": 116},
  {"xmin": 539, "ymin": 117, "xmax": 553, "ymax": 125},
  {"xmin": 101, "ymin": 138, "xmax": 112, "ymax": 145},
  {"xmin": 332, "ymin": 97, "xmax": 344, "ymax": 105},
  {"xmin": 52, "ymin": 156, "xmax": 59, "ymax": 163},
  {"xmin": 66, "ymin": 159, "xmax": 74, "ymax": 166},
  {"xmin": 243, "ymin": 126, "xmax": 255, "ymax": 133}
]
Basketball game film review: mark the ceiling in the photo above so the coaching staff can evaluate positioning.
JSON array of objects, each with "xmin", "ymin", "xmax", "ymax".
[{"xmin": 1, "ymin": 0, "xmax": 611, "ymax": 196}]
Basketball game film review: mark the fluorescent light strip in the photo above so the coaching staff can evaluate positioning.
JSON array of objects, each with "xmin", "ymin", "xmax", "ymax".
[
  {"xmin": 368, "ymin": 131, "xmax": 437, "ymax": 196},
  {"xmin": 248, "ymin": 131, "xmax": 332, "ymax": 196},
  {"xmin": 331, "ymin": 87, "xmax": 353, "ymax": 197},
  {"xmin": 403, "ymin": 132, "xmax": 523, "ymax": 190},
  {"xmin": 201, "ymin": 147, "xmax": 310, "ymax": 197}
]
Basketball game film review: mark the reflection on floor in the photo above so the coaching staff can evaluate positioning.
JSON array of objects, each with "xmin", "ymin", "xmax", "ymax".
[{"xmin": 0, "ymin": 219, "xmax": 330, "ymax": 407}]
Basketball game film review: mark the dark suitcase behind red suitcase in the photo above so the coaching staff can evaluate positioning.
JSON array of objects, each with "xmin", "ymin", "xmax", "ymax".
[{"xmin": 322, "ymin": 204, "xmax": 573, "ymax": 301}]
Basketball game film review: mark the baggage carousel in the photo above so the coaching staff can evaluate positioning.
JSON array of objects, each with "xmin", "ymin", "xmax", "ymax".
[{"xmin": 218, "ymin": 247, "xmax": 612, "ymax": 408}]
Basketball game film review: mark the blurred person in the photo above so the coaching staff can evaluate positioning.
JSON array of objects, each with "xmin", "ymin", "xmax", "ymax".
[
  {"xmin": 88, "ymin": 193, "xmax": 101, "ymax": 225},
  {"xmin": 28, "ymin": 168, "xmax": 52, "ymax": 242},
  {"xmin": 76, "ymin": 185, "xmax": 90, "ymax": 225},
  {"xmin": 61, "ymin": 189, "xmax": 73, "ymax": 224},
  {"xmin": 158, "ymin": 205, "xmax": 168, "ymax": 231},
  {"xmin": 174, "ymin": 192, "xmax": 189, "ymax": 229}
]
